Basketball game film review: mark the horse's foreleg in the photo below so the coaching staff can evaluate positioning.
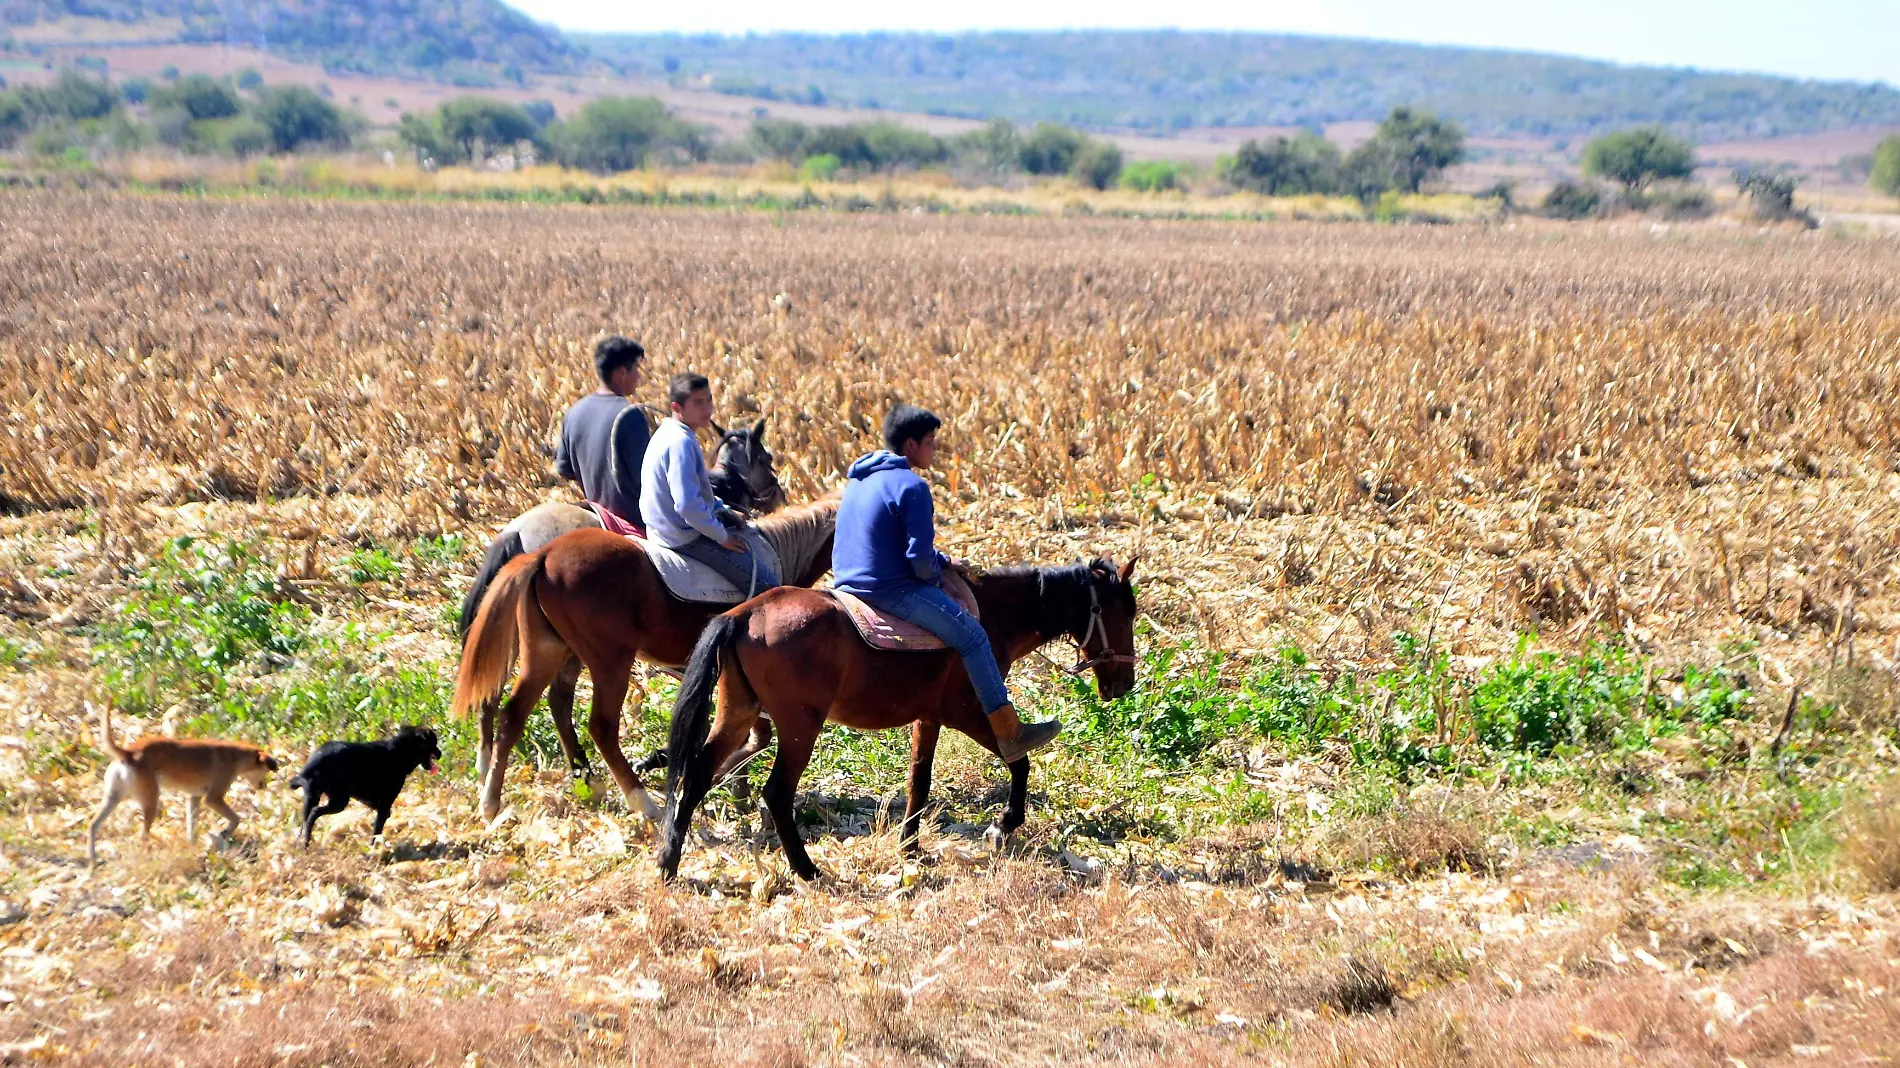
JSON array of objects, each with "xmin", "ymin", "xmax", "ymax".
[
  {"xmin": 583, "ymin": 659, "xmax": 658, "ymax": 823},
  {"xmin": 761, "ymin": 718, "xmax": 820, "ymax": 880},
  {"xmin": 998, "ymin": 756, "xmax": 1031, "ymax": 837},
  {"xmin": 482, "ymin": 648, "xmax": 565, "ymax": 823},
  {"xmin": 547, "ymin": 657, "xmax": 591, "ymax": 779},
  {"xmin": 476, "ymin": 695, "xmax": 497, "ymax": 787},
  {"xmin": 901, "ymin": 720, "xmax": 941, "ymax": 855},
  {"xmin": 716, "ymin": 718, "xmax": 775, "ymax": 840},
  {"xmin": 946, "ymin": 706, "xmax": 1033, "ymax": 848}
]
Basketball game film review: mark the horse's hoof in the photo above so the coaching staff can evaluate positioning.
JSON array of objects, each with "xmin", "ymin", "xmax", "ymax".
[{"xmin": 983, "ymin": 825, "xmax": 1008, "ymax": 852}]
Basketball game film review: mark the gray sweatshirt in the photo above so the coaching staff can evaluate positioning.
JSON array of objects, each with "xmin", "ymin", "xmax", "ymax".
[{"xmin": 639, "ymin": 418, "xmax": 728, "ymax": 548}]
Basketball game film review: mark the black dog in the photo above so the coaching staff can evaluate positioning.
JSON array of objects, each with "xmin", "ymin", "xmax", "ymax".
[{"xmin": 289, "ymin": 726, "xmax": 441, "ymax": 846}]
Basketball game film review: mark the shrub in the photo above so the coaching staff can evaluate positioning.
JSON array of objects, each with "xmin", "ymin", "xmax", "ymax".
[
  {"xmin": 1222, "ymin": 132, "xmax": 1341, "ymax": 195},
  {"xmin": 19, "ymin": 69, "xmax": 117, "ymax": 122},
  {"xmin": 1542, "ymin": 180, "xmax": 1602, "ymax": 219},
  {"xmin": 155, "ymin": 73, "xmax": 240, "ymax": 122},
  {"xmin": 798, "ymin": 152, "xmax": 840, "ymax": 181},
  {"xmin": 547, "ymin": 95, "xmax": 703, "ymax": 172},
  {"xmin": 1735, "ymin": 169, "xmax": 1815, "ymax": 226},
  {"xmin": 1641, "ymin": 180, "xmax": 1712, "ymax": 220},
  {"xmin": 119, "ymin": 76, "xmax": 150, "ymax": 105},
  {"xmin": 1072, "ymin": 140, "xmax": 1123, "ymax": 190},
  {"xmin": 1344, "ymin": 106, "xmax": 1465, "ymax": 196},
  {"xmin": 1120, "ymin": 159, "xmax": 1182, "ymax": 192},
  {"xmin": 255, "ymin": 84, "xmax": 348, "ymax": 152},
  {"xmin": 437, "ymin": 95, "xmax": 537, "ymax": 161},
  {"xmin": 1583, "ymin": 127, "xmax": 1697, "ymax": 192},
  {"xmin": 1868, "ymin": 135, "xmax": 1900, "ymax": 197},
  {"xmin": 949, "ymin": 117, "xmax": 1019, "ymax": 175},
  {"xmin": 237, "ymin": 68, "xmax": 264, "ymax": 92},
  {"xmin": 1019, "ymin": 121, "xmax": 1086, "ymax": 175}
]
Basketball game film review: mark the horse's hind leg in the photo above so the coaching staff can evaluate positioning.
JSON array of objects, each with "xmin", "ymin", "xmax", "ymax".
[
  {"xmin": 582, "ymin": 657, "xmax": 659, "ymax": 823},
  {"xmin": 760, "ymin": 716, "xmax": 821, "ymax": 880},
  {"xmin": 717, "ymin": 718, "xmax": 775, "ymax": 839},
  {"xmin": 477, "ymin": 696, "xmax": 497, "ymax": 787},
  {"xmin": 481, "ymin": 638, "xmax": 567, "ymax": 823},
  {"xmin": 900, "ymin": 720, "xmax": 941, "ymax": 855},
  {"xmin": 547, "ymin": 656, "xmax": 592, "ymax": 779},
  {"xmin": 658, "ymin": 669, "xmax": 763, "ymax": 878}
]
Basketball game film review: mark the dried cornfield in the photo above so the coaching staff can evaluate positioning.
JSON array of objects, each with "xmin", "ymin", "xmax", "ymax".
[
  {"xmin": 7, "ymin": 191, "xmax": 1900, "ymax": 1066},
  {"xmin": 4, "ymin": 190, "xmax": 1899, "ymax": 669}
]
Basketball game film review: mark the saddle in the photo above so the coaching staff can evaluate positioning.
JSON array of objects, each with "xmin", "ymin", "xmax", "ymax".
[
  {"xmin": 829, "ymin": 572, "xmax": 980, "ymax": 652},
  {"xmin": 632, "ymin": 528, "xmax": 781, "ymax": 604}
]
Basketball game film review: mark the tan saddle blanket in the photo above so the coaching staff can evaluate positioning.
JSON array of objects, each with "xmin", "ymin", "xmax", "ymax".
[{"xmin": 829, "ymin": 572, "xmax": 980, "ymax": 652}]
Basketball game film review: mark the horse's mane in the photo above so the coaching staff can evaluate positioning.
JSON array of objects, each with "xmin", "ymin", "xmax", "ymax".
[
  {"xmin": 757, "ymin": 489, "xmax": 842, "ymax": 583},
  {"xmin": 974, "ymin": 558, "xmax": 1126, "ymax": 639}
]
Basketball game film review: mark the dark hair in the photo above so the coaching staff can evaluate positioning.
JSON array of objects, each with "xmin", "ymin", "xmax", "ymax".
[
  {"xmin": 883, "ymin": 403, "xmax": 942, "ymax": 454},
  {"xmin": 594, "ymin": 335, "xmax": 645, "ymax": 384},
  {"xmin": 669, "ymin": 372, "xmax": 711, "ymax": 408}
]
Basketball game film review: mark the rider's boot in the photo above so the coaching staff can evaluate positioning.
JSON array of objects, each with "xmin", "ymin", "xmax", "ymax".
[{"xmin": 987, "ymin": 703, "xmax": 1062, "ymax": 763}]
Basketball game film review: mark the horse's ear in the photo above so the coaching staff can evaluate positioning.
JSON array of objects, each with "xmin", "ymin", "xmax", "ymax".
[
  {"xmin": 1119, "ymin": 555, "xmax": 1139, "ymax": 583},
  {"xmin": 751, "ymin": 419, "xmax": 767, "ymax": 446}
]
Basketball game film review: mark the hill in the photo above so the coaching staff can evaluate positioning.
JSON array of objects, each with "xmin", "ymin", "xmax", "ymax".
[
  {"xmin": 0, "ymin": 0, "xmax": 581, "ymax": 79},
  {"xmin": 578, "ymin": 30, "xmax": 1900, "ymax": 142}
]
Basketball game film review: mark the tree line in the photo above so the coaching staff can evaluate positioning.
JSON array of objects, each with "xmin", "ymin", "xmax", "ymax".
[{"xmin": 0, "ymin": 69, "xmax": 353, "ymax": 159}]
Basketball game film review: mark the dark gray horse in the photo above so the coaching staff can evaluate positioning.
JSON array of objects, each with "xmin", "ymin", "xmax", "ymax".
[{"xmin": 456, "ymin": 421, "xmax": 784, "ymax": 795}]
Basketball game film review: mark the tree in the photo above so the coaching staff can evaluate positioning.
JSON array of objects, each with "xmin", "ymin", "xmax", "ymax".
[
  {"xmin": 1582, "ymin": 127, "xmax": 1697, "ymax": 192},
  {"xmin": 950, "ymin": 117, "xmax": 1019, "ymax": 173},
  {"xmin": 522, "ymin": 99, "xmax": 557, "ymax": 130},
  {"xmin": 20, "ymin": 70, "xmax": 117, "ymax": 122},
  {"xmin": 1222, "ymin": 132, "xmax": 1341, "ymax": 194},
  {"xmin": 1345, "ymin": 106, "xmax": 1466, "ymax": 196},
  {"xmin": 859, "ymin": 122, "xmax": 945, "ymax": 169},
  {"xmin": 749, "ymin": 117, "xmax": 810, "ymax": 161},
  {"xmin": 548, "ymin": 96, "xmax": 701, "ymax": 172},
  {"xmin": 255, "ymin": 85, "xmax": 347, "ymax": 153},
  {"xmin": 396, "ymin": 111, "xmax": 451, "ymax": 164},
  {"xmin": 221, "ymin": 117, "xmax": 272, "ymax": 159},
  {"xmin": 1872, "ymin": 135, "xmax": 1900, "ymax": 197},
  {"xmin": 1019, "ymin": 122, "xmax": 1086, "ymax": 175},
  {"xmin": 155, "ymin": 73, "xmax": 240, "ymax": 122},
  {"xmin": 438, "ymin": 95, "xmax": 537, "ymax": 162},
  {"xmin": 1073, "ymin": 140, "xmax": 1123, "ymax": 190},
  {"xmin": 119, "ymin": 77, "xmax": 151, "ymax": 105},
  {"xmin": 1541, "ymin": 180, "xmax": 1602, "ymax": 219},
  {"xmin": 236, "ymin": 68, "xmax": 264, "ymax": 92},
  {"xmin": 0, "ymin": 91, "xmax": 26, "ymax": 148}
]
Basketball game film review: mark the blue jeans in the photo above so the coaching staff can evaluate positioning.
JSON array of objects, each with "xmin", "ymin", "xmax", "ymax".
[
  {"xmin": 674, "ymin": 533, "xmax": 781, "ymax": 598},
  {"xmin": 858, "ymin": 583, "xmax": 1010, "ymax": 714}
]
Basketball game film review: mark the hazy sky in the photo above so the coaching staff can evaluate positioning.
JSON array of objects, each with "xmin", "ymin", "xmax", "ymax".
[{"xmin": 510, "ymin": 0, "xmax": 1898, "ymax": 86}]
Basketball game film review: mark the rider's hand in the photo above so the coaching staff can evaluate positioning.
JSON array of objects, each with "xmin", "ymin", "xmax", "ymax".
[{"xmin": 721, "ymin": 535, "xmax": 745, "ymax": 552}]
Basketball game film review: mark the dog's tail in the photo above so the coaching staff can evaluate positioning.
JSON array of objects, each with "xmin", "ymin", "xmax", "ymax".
[
  {"xmin": 458, "ymin": 526, "xmax": 525, "ymax": 643},
  {"xmin": 451, "ymin": 550, "xmax": 543, "ymax": 720},
  {"xmin": 96, "ymin": 700, "xmax": 128, "ymax": 763}
]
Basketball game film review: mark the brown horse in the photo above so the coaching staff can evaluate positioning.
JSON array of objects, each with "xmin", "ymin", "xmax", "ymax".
[
  {"xmin": 657, "ymin": 558, "xmax": 1139, "ymax": 882},
  {"xmin": 453, "ymin": 495, "xmax": 840, "ymax": 822},
  {"xmin": 455, "ymin": 421, "xmax": 783, "ymax": 785}
]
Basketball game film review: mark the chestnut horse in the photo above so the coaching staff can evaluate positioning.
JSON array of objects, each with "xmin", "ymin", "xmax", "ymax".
[
  {"xmin": 455, "ymin": 421, "xmax": 783, "ymax": 783},
  {"xmin": 658, "ymin": 558, "xmax": 1139, "ymax": 882},
  {"xmin": 453, "ymin": 495, "xmax": 840, "ymax": 822}
]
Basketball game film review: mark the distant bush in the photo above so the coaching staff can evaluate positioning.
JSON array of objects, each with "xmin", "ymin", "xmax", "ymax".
[
  {"xmin": 153, "ymin": 73, "xmax": 240, "ymax": 122},
  {"xmin": 547, "ymin": 95, "xmax": 705, "ymax": 172},
  {"xmin": 1072, "ymin": 139, "xmax": 1123, "ymax": 190},
  {"xmin": 1583, "ymin": 126, "xmax": 1697, "ymax": 192},
  {"xmin": 1120, "ymin": 159, "xmax": 1183, "ymax": 192},
  {"xmin": 1542, "ymin": 180, "xmax": 1603, "ymax": 219},
  {"xmin": 1872, "ymin": 135, "xmax": 1900, "ymax": 197},
  {"xmin": 119, "ymin": 76, "xmax": 150, "ymax": 105},
  {"xmin": 948, "ymin": 117, "xmax": 1020, "ymax": 175},
  {"xmin": 1343, "ymin": 107, "xmax": 1465, "ymax": 196},
  {"xmin": 236, "ymin": 68, "xmax": 264, "ymax": 92},
  {"xmin": 1221, "ymin": 131, "xmax": 1341, "ymax": 195},
  {"xmin": 798, "ymin": 152, "xmax": 841, "ymax": 181},
  {"xmin": 255, "ymin": 84, "xmax": 349, "ymax": 153},
  {"xmin": 1639, "ymin": 180, "xmax": 1712, "ymax": 220},
  {"xmin": 1736, "ymin": 169, "xmax": 1815, "ymax": 226},
  {"xmin": 437, "ymin": 95, "xmax": 537, "ymax": 161},
  {"xmin": 19, "ymin": 70, "xmax": 117, "ymax": 122},
  {"xmin": 1018, "ymin": 121, "xmax": 1087, "ymax": 175}
]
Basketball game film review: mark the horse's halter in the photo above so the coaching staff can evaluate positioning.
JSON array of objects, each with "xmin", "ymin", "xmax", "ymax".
[
  {"xmin": 714, "ymin": 429, "xmax": 785, "ymax": 514},
  {"xmin": 1067, "ymin": 575, "xmax": 1139, "ymax": 676}
]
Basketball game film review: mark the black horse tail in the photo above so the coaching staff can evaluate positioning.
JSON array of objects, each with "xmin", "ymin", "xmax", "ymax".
[
  {"xmin": 663, "ymin": 612, "xmax": 746, "ymax": 803},
  {"xmin": 458, "ymin": 528, "xmax": 524, "ymax": 643}
]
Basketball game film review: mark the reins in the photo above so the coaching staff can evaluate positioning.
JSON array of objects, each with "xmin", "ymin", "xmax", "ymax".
[{"xmin": 1067, "ymin": 579, "xmax": 1139, "ymax": 675}]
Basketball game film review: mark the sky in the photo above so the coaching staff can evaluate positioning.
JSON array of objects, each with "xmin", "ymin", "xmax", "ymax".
[{"xmin": 509, "ymin": 0, "xmax": 1899, "ymax": 86}]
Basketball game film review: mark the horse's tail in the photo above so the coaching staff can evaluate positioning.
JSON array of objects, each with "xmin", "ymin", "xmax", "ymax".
[
  {"xmin": 458, "ymin": 527, "xmax": 525, "ymax": 643},
  {"xmin": 663, "ymin": 611, "xmax": 747, "ymax": 802},
  {"xmin": 451, "ymin": 552, "xmax": 542, "ymax": 720}
]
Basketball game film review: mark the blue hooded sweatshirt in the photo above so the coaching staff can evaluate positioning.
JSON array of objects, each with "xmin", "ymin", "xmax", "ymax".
[{"xmin": 831, "ymin": 451, "xmax": 949, "ymax": 597}]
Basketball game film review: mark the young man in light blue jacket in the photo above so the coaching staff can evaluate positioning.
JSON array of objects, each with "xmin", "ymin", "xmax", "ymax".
[
  {"xmin": 831, "ymin": 404, "xmax": 1060, "ymax": 762},
  {"xmin": 640, "ymin": 373, "xmax": 781, "ymax": 597}
]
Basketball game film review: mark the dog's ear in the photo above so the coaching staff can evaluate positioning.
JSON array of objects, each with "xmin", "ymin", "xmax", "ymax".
[{"xmin": 262, "ymin": 753, "xmax": 280, "ymax": 771}]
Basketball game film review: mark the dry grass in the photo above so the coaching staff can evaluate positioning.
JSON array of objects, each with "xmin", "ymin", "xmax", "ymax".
[{"xmin": 1843, "ymin": 774, "xmax": 1900, "ymax": 893}]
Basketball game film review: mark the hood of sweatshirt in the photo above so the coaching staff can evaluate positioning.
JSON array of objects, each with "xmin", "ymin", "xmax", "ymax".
[{"xmin": 846, "ymin": 450, "xmax": 912, "ymax": 480}]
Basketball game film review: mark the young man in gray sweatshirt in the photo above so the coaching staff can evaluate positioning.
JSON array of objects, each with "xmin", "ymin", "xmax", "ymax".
[{"xmin": 640, "ymin": 373, "xmax": 782, "ymax": 597}]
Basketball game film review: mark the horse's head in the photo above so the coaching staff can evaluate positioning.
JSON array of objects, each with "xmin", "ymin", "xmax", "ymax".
[
  {"xmin": 1076, "ymin": 556, "xmax": 1140, "ymax": 700},
  {"xmin": 712, "ymin": 419, "xmax": 787, "ymax": 516}
]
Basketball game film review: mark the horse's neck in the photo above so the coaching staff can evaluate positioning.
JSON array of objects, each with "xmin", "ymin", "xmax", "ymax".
[
  {"xmin": 975, "ymin": 574, "xmax": 1073, "ymax": 664},
  {"xmin": 761, "ymin": 507, "xmax": 838, "ymax": 588}
]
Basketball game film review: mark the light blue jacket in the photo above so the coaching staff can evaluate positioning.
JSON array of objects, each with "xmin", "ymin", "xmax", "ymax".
[{"xmin": 639, "ymin": 418, "xmax": 727, "ymax": 548}]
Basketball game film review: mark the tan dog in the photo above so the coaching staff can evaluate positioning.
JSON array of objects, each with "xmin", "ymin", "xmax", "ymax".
[{"xmin": 87, "ymin": 702, "xmax": 279, "ymax": 865}]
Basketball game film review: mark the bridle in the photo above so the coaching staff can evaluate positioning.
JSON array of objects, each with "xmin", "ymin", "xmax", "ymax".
[{"xmin": 1066, "ymin": 576, "xmax": 1139, "ymax": 676}]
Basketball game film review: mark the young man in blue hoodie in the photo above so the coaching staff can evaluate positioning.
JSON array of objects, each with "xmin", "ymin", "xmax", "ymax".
[
  {"xmin": 832, "ymin": 404, "xmax": 1061, "ymax": 762},
  {"xmin": 641, "ymin": 373, "xmax": 781, "ymax": 597}
]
